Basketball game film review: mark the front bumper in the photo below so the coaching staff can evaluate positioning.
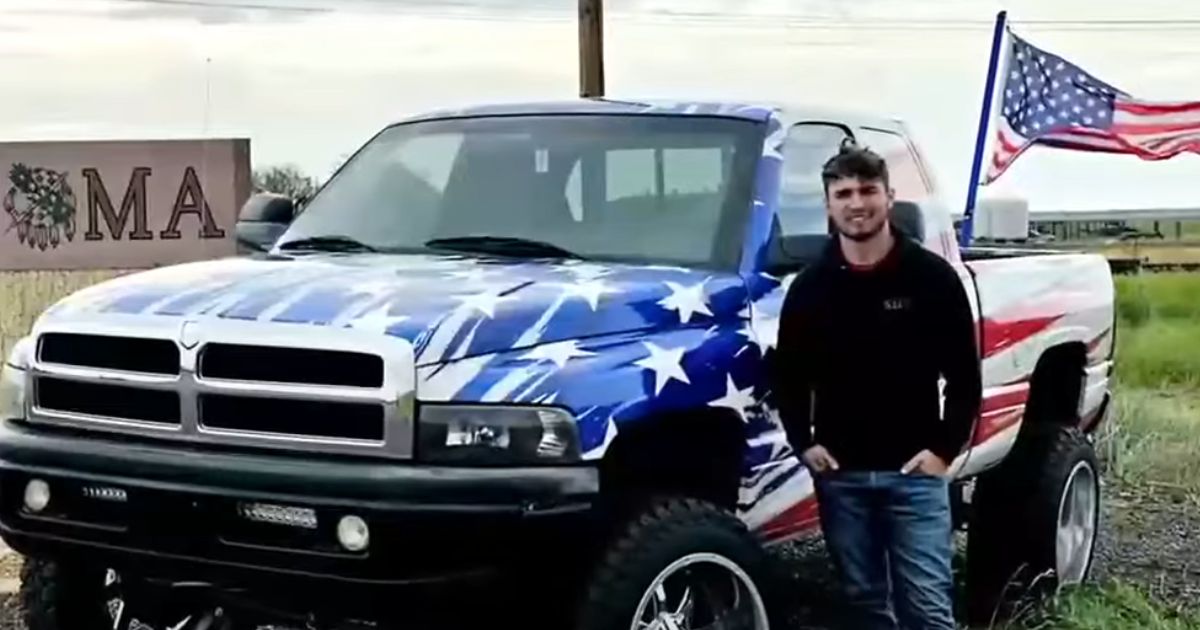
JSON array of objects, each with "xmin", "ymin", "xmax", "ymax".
[{"xmin": 0, "ymin": 419, "xmax": 599, "ymax": 591}]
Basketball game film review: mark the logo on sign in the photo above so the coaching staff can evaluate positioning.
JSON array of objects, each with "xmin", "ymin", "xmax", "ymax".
[{"xmin": 3, "ymin": 163, "xmax": 78, "ymax": 251}]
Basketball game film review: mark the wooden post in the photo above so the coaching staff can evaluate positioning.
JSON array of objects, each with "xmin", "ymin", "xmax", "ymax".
[{"xmin": 579, "ymin": 0, "xmax": 604, "ymax": 98}]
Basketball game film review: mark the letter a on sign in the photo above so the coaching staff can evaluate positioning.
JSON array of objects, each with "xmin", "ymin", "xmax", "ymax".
[{"xmin": 160, "ymin": 166, "xmax": 226, "ymax": 240}]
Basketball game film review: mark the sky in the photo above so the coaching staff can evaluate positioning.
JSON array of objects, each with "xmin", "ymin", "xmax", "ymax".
[{"xmin": 1, "ymin": 0, "xmax": 1199, "ymax": 212}]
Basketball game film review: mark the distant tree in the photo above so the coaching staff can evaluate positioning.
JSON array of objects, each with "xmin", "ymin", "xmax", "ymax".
[{"xmin": 252, "ymin": 164, "xmax": 318, "ymax": 200}]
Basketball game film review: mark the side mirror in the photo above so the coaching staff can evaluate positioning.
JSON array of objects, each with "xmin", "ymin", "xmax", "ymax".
[{"xmin": 236, "ymin": 192, "xmax": 295, "ymax": 254}]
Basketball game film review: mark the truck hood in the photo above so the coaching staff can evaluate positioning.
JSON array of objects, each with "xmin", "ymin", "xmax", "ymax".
[{"xmin": 41, "ymin": 253, "xmax": 750, "ymax": 366}]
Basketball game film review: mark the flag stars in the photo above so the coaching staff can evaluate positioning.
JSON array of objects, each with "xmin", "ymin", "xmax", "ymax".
[
  {"xmin": 635, "ymin": 342, "xmax": 690, "ymax": 395},
  {"xmin": 521, "ymin": 339, "xmax": 594, "ymax": 369},
  {"xmin": 564, "ymin": 279, "xmax": 616, "ymax": 311},
  {"xmin": 708, "ymin": 375, "xmax": 757, "ymax": 423},
  {"xmin": 657, "ymin": 280, "xmax": 713, "ymax": 324},
  {"xmin": 455, "ymin": 289, "xmax": 513, "ymax": 319}
]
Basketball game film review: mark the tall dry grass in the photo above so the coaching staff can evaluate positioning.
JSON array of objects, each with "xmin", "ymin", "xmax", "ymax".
[{"xmin": 0, "ymin": 270, "xmax": 125, "ymax": 362}]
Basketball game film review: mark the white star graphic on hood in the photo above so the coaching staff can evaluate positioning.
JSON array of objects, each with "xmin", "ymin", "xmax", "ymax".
[
  {"xmin": 635, "ymin": 342, "xmax": 690, "ymax": 395},
  {"xmin": 708, "ymin": 375, "xmax": 757, "ymax": 422},
  {"xmin": 564, "ymin": 279, "xmax": 617, "ymax": 311},
  {"xmin": 658, "ymin": 280, "xmax": 713, "ymax": 324},
  {"xmin": 346, "ymin": 301, "xmax": 410, "ymax": 334},
  {"xmin": 455, "ymin": 289, "xmax": 513, "ymax": 318},
  {"xmin": 521, "ymin": 339, "xmax": 595, "ymax": 368},
  {"xmin": 738, "ymin": 312, "xmax": 780, "ymax": 355},
  {"xmin": 563, "ymin": 262, "xmax": 612, "ymax": 281}
]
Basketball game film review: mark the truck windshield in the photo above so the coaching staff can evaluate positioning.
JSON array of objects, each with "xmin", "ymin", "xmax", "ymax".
[{"xmin": 277, "ymin": 114, "xmax": 763, "ymax": 268}]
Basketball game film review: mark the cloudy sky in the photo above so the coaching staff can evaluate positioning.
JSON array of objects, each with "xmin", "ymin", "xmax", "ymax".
[{"xmin": 1, "ymin": 0, "xmax": 1199, "ymax": 212}]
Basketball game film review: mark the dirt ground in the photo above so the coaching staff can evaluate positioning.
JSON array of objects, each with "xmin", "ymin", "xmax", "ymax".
[{"xmin": 0, "ymin": 479, "xmax": 1194, "ymax": 629}]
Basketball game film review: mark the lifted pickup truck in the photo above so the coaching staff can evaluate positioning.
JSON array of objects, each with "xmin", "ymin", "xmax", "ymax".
[{"xmin": 0, "ymin": 99, "xmax": 1115, "ymax": 629}]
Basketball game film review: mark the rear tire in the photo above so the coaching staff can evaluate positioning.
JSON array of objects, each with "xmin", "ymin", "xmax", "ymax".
[
  {"xmin": 575, "ymin": 497, "xmax": 780, "ymax": 630},
  {"xmin": 965, "ymin": 425, "xmax": 1100, "ymax": 625}
]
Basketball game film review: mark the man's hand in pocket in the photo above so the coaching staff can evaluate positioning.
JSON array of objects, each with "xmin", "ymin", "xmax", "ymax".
[
  {"xmin": 900, "ymin": 449, "xmax": 949, "ymax": 477},
  {"xmin": 802, "ymin": 445, "xmax": 840, "ymax": 473}
]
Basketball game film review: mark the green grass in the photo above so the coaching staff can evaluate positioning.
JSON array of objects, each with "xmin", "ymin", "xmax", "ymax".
[
  {"xmin": 1104, "ymin": 271, "xmax": 1200, "ymax": 490},
  {"xmin": 1014, "ymin": 582, "xmax": 1200, "ymax": 629},
  {"xmin": 1114, "ymin": 321, "xmax": 1200, "ymax": 389},
  {"xmin": 1112, "ymin": 271, "xmax": 1200, "ymax": 389},
  {"xmin": 1115, "ymin": 272, "xmax": 1200, "ymax": 325},
  {"xmin": 1098, "ymin": 388, "xmax": 1200, "ymax": 491}
]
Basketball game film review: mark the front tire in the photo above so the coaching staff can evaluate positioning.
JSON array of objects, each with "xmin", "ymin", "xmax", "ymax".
[
  {"xmin": 20, "ymin": 558, "xmax": 110, "ymax": 630},
  {"xmin": 20, "ymin": 558, "xmax": 233, "ymax": 630},
  {"xmin": 575, "ymin": 497, "xmax": 778, "ymax": 630},
  {"xmin": 965, "ymin": 425, "xmax": 1101, "ymax": 624}
]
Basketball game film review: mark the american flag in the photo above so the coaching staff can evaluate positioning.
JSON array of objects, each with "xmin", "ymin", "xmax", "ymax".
[{"xmin": 985, "ymin": 30, "xmax": 1200, "ymax": 183}]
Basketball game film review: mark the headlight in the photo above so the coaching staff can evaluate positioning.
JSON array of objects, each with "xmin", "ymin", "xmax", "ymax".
[
  {"xmin": 417, "ymin": 404, "xmax": 580, "ymax": 465},
  {"xmin": 1, "ymin": 337, "xmax": 33, "ymax": 421}
]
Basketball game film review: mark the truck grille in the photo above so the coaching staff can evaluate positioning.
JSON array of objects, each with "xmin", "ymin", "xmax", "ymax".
[
  {"xmin": 200, "ymin": 394, "xmax": 385, "ymax": 441},
  {"xmin": 24, "ymin": 325, "xmax": 413, "ymax": 458},
  {"xmin": 198, "ymin": 344, "xmax": 383, "ymax": 388},
  {"xmin": 35, "ymin": 377, "xmax": 181, "ymax": 425},
  {"xmin": 38, "ymin": 333, "xmax": 179, "ymax": 375}
]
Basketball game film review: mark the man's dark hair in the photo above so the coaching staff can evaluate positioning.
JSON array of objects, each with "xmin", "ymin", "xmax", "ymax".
[{"xmin": 821, "ymin": 143, "xmax": 890, "ymax": 194}]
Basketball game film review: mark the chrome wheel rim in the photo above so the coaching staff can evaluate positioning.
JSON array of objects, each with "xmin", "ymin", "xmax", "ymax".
[
  {"xmin": 102, "ymin": 569, "xmax": 205, "ymax": 630},
  {"xmin": 1055, "ymin": 460, "xmax": 1098, "ymax": 585},
  {"xmin": 631, "ymin": 552, "xmax": 769, "ymax": 630}
]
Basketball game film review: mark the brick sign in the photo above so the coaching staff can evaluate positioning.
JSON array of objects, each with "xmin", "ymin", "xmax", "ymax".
[{"xmin": 0, "ymin": 139, "xmax": 250, "ymax": 270}]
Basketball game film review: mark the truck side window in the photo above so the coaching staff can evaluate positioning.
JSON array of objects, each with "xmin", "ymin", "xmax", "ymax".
[
  {"xmin": 778, "ymin": 123, "xmax": 853, "ymax": 237},
  {"xmin": 855, "ymin": 127, "xmax": 931, "ymax": 201}
]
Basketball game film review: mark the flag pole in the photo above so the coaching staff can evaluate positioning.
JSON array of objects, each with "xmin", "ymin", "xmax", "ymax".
[{"xmin": 959, "ymin": 10, "xmax": 1009, "ymax": 249}]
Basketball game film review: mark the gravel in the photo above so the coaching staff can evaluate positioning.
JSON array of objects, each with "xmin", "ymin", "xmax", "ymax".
[
  {"xmin": 1091, "ymin": 481, "xmax": 1200, "ymax": 609},
  {"xmin": 0, "ymin": 479, "xmax": 1195, "ymax": 629}
]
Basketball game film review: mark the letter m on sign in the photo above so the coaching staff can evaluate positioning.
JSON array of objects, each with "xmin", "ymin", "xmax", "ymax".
[{"xmin": 84, "ymin": 167, "xmax": 153, "ymax": 241}]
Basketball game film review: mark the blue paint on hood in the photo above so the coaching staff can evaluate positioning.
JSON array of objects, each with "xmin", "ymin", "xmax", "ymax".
[{"xmin": 43, "ymin": 252, "xmax": 753, "ymax": 366}]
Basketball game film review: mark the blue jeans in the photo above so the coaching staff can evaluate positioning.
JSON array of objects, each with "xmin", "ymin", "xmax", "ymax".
[{"xmin": 814, "ymin": 471, "xmax": 956, "ymax": 630}]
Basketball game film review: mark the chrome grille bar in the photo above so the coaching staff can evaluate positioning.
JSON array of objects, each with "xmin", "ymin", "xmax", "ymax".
[{"xmin": 23, "ymin": 316, "xmax": 416, "ymax": 459}]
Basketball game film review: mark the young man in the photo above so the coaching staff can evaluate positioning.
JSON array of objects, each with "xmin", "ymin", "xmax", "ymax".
[{"xmin": 772, "ymin": 144, "xmax": 982, "ymax": 629}]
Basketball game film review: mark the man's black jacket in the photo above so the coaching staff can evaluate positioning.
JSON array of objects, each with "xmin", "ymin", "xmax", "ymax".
[{"xmin": 771, "ymin": 234, "xmax": 983, "ymax": 471}]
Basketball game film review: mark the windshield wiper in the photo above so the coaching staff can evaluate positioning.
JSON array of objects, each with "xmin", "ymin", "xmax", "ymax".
[
  {"xmin": 278, "ymin": 236, "xmax": 377, "ymax": 253},
  {"xmin": 424, "ymin": 236, "xmax": 583, "ymax": 259}
]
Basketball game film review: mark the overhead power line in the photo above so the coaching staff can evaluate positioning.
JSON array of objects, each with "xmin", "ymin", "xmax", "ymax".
[{"xmin": 104, "ymin": 0, "xmax": 1200, "ymax": 32}]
